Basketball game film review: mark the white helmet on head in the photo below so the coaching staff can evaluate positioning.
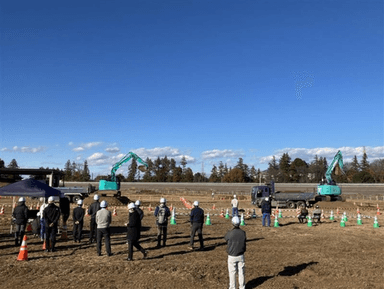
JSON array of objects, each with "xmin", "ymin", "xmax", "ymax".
[
  {"xmin": 18, "ymin": 197, "xmax": 26, "ymax": 202},
  {"xmin": 128, "ymin": 202, "xmax": 136, "ymax": 210},
  {"xmin": 135, "ymin": 200, "xmax": 141, "ymax": 206},
  {"xmin": 232, "ymin": 216, "xmax": 240, "ymax": 226},
  {"xmin": 265, "ymin": 197, "xmax": 269, "ymax": 201},
  {"xmin": 48, "ymin": 196, "xmax": 55, "ymax": 203},
  {"xmin": 100, "ymin": 200, "xmax": 107, "ymax": 208},
  {"xmin": 193, "ymin": 201, "xmax": 199, "ymax": 207},
  {"xmin": 160, "ymin": 198, "xmax": 166, "ymax": 204},
  {"xmin": 77, "ymin": 199, "xmax": 83, "ymax": 205},
  {"xmin": 94, "ymin": 194, "xmax": 100, "ymax": 201},
  {"xmin": 234, "ymin": 195, "xmax": 237, "ymax": 199}
]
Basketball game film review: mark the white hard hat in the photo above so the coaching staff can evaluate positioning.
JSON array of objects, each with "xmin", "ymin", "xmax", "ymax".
[
  {"xmin": 128, "ymin": 203, "xmax": 136, "ymax": 210},
  {"xmin": 48, "ymin": 196, "xmax": 54, "ymax": 203},
  {"xmin": 193, "ymin": 201, "xmax": 199, "ymax": 207},
  {"xmin": 100, "ymin": 200, "xmax": 107, "ymax": 208},
  {"xmin": 18, "ymin": 197, "xmax": 26, "ymax": 202},
  {"xmin": 77, "ymin": 199, "xmax": 83, "ymax": 205},
  {"xmin": 265, "ymin": 197, "xmax": 269, "ymax": 201},
  {"xmin": 135, "ymin": 200, "xmax": 141, "ymax": 206},
  {"xmin": 234, "ymin": 195, "xmax": 237, "ymax": 198},
  {"xmin": 94, "ymin": 194, "xmax": 100, "ymax": 201},
  {"xmin": 232, "ymin": 216, "xmax": 240, "ymax": 226},
  {"xmin": 39, "ymin": 197, "xmax": 45, "ymax": 202},
  {"xmin": 160, "ymin": 198, "xmax": 166, "ymax": 204}
]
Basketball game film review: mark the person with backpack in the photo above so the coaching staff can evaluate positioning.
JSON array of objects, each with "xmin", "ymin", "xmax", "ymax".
[
  {"xmin": 127, "ymin": 202, "xmax": 148, "ymax": 261},
  {"xmin": 189, "ymin": 201, "xmax": 204, "ymax": 250},
  {"xmin": 261, "ymin": 197, "xmax": 271, "ymax": 227},
  {"xmin": 154, "ymin": 198, "xmax": 171, "ymax": 248}
]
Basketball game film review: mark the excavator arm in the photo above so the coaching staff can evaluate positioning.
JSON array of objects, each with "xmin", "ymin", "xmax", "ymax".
[
  {"xmin": 110, "ymin": 152, "xmax": 148, "ymax": 182},
  {"xmin": 325, "ymin": 150, "xmax": 345, "ymax": 184}
]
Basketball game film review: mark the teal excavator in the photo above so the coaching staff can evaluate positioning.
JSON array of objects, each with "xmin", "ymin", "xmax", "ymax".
[
  {"xmin": 98, "ymin": 152, "xmax": 148, "ymax": 194},
  {"xmin": 317, "ymin": 150, "xmax": 345, "ymax": 201}
]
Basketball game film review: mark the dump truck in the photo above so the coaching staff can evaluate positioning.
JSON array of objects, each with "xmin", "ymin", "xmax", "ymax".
[{"xmin": 251, "ymin": 181, "xmax": 319, "ymax": 209}]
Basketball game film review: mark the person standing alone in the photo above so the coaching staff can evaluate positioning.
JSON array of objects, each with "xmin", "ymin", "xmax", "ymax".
[
  {"xmin": 231, "ymin": 195, "xmax": 239, "ymax": 217},
  {"xmin": 189, "ymin": 201, "xmax": 204, "ymax": 250},
  {"xmin": 224, "ymin": 216, "xmax": 246, "ymax": 289},
  {"xmin": 261, "ymin": 197, "xmax": 271, "ymax": 227}
]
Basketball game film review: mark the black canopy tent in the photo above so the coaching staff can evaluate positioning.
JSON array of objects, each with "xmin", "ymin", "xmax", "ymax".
[{"xmin": 0, "ymin": 178, "xmax": 61, "ymax": 198}]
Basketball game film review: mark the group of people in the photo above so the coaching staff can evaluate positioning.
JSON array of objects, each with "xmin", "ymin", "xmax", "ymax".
[{"xmin": 12, "ymin": 194, "xmax": 246, "ymax": 289}]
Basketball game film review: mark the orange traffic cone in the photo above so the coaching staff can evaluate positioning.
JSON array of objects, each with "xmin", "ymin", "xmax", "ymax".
[
  {"xmin": 0, "ymin": 206, "xmax": 4, "ymax": 215},
  {"xmin": 17, "ymin": 235, "xmax": 28, "ymax": 261},
  {"xmin": 85, "ymin": 206, "xmax": 90, "ymax": 217},
  {"xmin": 212, "ymin": 204, "xmax": 216, "ymax": 210},
  {"xmin": 148, "ymin": 204, "xmax": 152, "ymax": 212},
  {"xmin": 357, "ymin": 207, "xmax": 360, "ymax": 214},
  {"xmin": 113, "ymin": 207, "xmax": 117, "ymax": 216},
  {"xmin": 169, "ymin": 204, "xmax": 173, "ymax": 211},
  {"xmin": 42, "ymin": 240, "xmax": 46, "ymax": 250},
  {"xmin": 220, "ymin": 208, "xmax": 224, "ymax": 218},
  {"xmin": 36, "ymin": 203, "xmax": 40, "ymax": 210},
  {"xmin": 336, "ymin": 207, "xmax": 340, "ymax": 215},
  {"xmin": 377, "ymin": 207, "xmax": 381, "ymax": 215}
]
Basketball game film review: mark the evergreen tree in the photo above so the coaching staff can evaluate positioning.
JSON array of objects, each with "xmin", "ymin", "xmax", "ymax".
[
  {"xmin": 218, "ymin": 161, "xmax": 225, "ymax": 182},
  {"xmin": 142, "ymin": 158, "xmax": 153, "ymax": 182},
  {"xmin": 169, "ymin": 159, "xmax": 177, "ymax": 182},
  {"xmin": 8, "ymin": 159, "xmax": 19, "ymax": 169},
  {"xmin": 0, "ymin": 158, "xmax": 5, "ymax": 168},
  {"xmin": 180, "ymin": 156, "xmax": 187, "ymax": 171},
  {"xmin": 222, "ymin": 168, "xmax": 245, "ymax": 183},
  {"xmin": 360, "ymin": 151, "xmax": 369, "ymax": 171},
  {"xmin": 279, "ymin": 153, "xmax": 291, "ymax": 182},
  {"xmin": 82, "ymin": 160, "xmax": 90, "ymax": 181},
  {"xmin": 351, "ymin": 155, "xmax": 360, "ymax": 171},
  {"xmin": 173, "ymin": 166, "xmax": 182, "ymax": 182},
  {"xmin": 267, "ymin": 156, "xmax": 279, "ymax": 182},
  {"xmin": 290, "ymin": 158, "xmax": 308, "ymax": 183},
  {"xmin": 183, "ymin": 168, "xmax": 194, "ymax": 182},
  {"xmin": 249, "ymin": 166, "xmax": 257, "ymax": 182},
  {"xmin": 127, "ymin": 158, "xmax": 138, "ymax": 182},
  {"xmin": 64, "ymin": 160, "xmax": 72, "ymax": 181},
  {"xmin": 209, "ymin": 165, "xmax": 220, "ymax": 182}
]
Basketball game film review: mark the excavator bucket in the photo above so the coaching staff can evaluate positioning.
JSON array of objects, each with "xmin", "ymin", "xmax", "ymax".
[{"xmin": 138, "ymin": 165, "xmax": 147, "ymax": 172}]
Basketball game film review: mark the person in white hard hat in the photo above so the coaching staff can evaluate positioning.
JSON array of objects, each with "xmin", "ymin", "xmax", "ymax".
[
  {"xmin": 12, "ymin": 197, "xmax": 29, "ymax": 246},
  {"xmin": 72, "ymin": 199, "xmax": 85, "ymax": 243},
  {"xmin": 189, "ymin": 201, "xmax": 204, "ymax": 250},
  {"xmin": 154, "ymin": 198, "xmax": 171, "ymax": 248},
  {"xmin": 96, "ymin": 200, "xmax": 112, "ymax": 256},
  {"xmin": 38, "ymin": 197, "xmax": 48, "ymax": 241},
  {"xmin": 43, "ymin": 196, "xmax": 61, "ymax": 252},
  {"xmin": 135, "ymin": 200, "xmax": 144, "ymax": 221},
  {"xmin": 88, "ymin": 194, "xmax": 101, "ymax": 243},
  {"xmin": 126, "ymin": 202, "xmax": 148, "ymax": 261},
  {"xmin": 224, "ymin": 216, "xmax": 247, "ymax": 289},
  {"xmin": 261, "ymin": 197, "xmax": 271, "ymax": 227},
  {"xmin": 231, "ymin": 195, "xmax": 239, "ymax": 217}
]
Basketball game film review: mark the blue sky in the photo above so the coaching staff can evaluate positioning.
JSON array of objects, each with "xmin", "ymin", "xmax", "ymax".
[{"xmin": 1, "ymin": 0, "xmax": 383, "ymax": 177}]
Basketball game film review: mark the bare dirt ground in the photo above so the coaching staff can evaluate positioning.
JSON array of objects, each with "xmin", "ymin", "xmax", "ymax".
[{"xmin": 1, "ymin": 189, "xmax": 384, "ymax": 289}]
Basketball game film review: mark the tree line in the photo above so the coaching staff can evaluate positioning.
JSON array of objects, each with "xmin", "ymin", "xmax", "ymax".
[{"xmin": 1, "ymin": 151, "xmax": 384, "ymax": 184}]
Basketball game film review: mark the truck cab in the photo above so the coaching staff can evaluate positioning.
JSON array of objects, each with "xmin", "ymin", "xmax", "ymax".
[{"xmin": 251, "ymin": 183, "xmax": 273, "ymax": 207}]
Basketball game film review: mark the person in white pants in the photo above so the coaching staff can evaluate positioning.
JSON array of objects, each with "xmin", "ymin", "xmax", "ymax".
[{"xmin": 224, "ymin": 216, "xmax": 246, "ymax": 289}]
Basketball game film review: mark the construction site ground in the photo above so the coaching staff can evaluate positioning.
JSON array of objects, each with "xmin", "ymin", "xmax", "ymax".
[{"xmin": 0, "ymin": 189, "xmax": 384, "ymax": 289}]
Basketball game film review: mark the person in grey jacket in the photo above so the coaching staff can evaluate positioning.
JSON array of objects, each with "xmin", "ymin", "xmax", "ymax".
[
  {"xmin": 224, "ymin": 216, "xmax": 246, "ymax": 289},
  {"xmin": 96, "ymin": 200, "xmax": 112, "ymax": 256}
]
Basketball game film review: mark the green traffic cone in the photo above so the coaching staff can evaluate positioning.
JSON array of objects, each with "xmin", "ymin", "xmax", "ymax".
[
  {"xmin": 373, "ymin": 216, "xmax": 380, "ymax": 228},
  {"xmin": 357, "ymin": 214, "xmax": 362, "ymax": 225},
  {"xmin": 278, "ymin": 209, "xmax": 282, "ymax": 218},
  {"xmin": 340, "ymin": 217, "xmax": 346, "ymax": 227},
  {"xmin": 205, "ymin": 213, "xmax": 212, "ymax": 225},
  {"xmin": 273, "ymin": 216, "xmax": 279, "ymax": 228},
  {"xmin": 329, "ymin": 210, "xmax": 335, "ymax": 221},
  {"xmin": 343, "ymin": 212, "xmax": 348, "ymax": 222},
  {"xmin": 225, "ymin": 209, "xmax": 230, "ymax": 219},
  {"xmin": 240, "ymin": 213, "xmax": 245, "ymax": 226},
  {"xmin": 307, "ymin": 216, "xmax": 313, "ymax": 227},
  {"xmin": 252, "ymin": 209, "xmax": 257, "ymax": 218},
  {"xmin": 170, "ymin": 209, "xmax": 176, "ymax": 225}
]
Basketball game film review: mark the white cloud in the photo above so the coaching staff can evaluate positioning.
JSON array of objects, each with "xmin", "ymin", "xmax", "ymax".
[
  {"xmin": 201, "ymin": 149, "xmax": 244, "ymax": 160},
  {"xmin": 105, "ymin": 147, "xmax": 120, "ymax": 153},
  {"xmin": 1, "ymin": 146, "xmax": 46, "ymax": 153},
  {"xmin": 72, "ymin": 141, "xmax": 102, "ymax": 152},
  {"xmin": 259, "ymin": 146, "xmax": 384, "ymax": 164},
  {"xmin": 68, "ymin": 142, "xmax": 74, "ymax": 146},
  {"xmin": 87, "ymin": 147, "xmax": 195, "ymax": 167}
]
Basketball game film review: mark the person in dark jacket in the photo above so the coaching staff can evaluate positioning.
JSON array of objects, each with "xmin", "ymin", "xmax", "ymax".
[
  {"xmin": 261, "ymin": 197, "xmax": 272, "ymax": 227},
  {"xmin": 135, "ymin": 200, "xmax": 144, "ymax": 220},
  {"xmin": 298, "ymin": 206, "xmax": 309, "ymax": 223},
  {"xmin": 73, "ymin": 199, "xmax": 85, "ymax": 242},
  {"xmin": 43, "ymin": 196, "xmax": 61, "ymax": 252},
  {"xmin": 126, "ymin": 202, "xmax": 148, "ymax": 261},
  {"xmin": 12, "ymin": 197, "xmax": 29, "ymax": 246},
  {"xmin": 224, "ymin": 216, "xmax": 246, "ymax": 289},
  {"xmin": 189, "ymin": 201, "xmax": 204, "ymax": 250},
  {"xmin": 88, "ymin": 194, "xmax": 101, "ymax": 243}
]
